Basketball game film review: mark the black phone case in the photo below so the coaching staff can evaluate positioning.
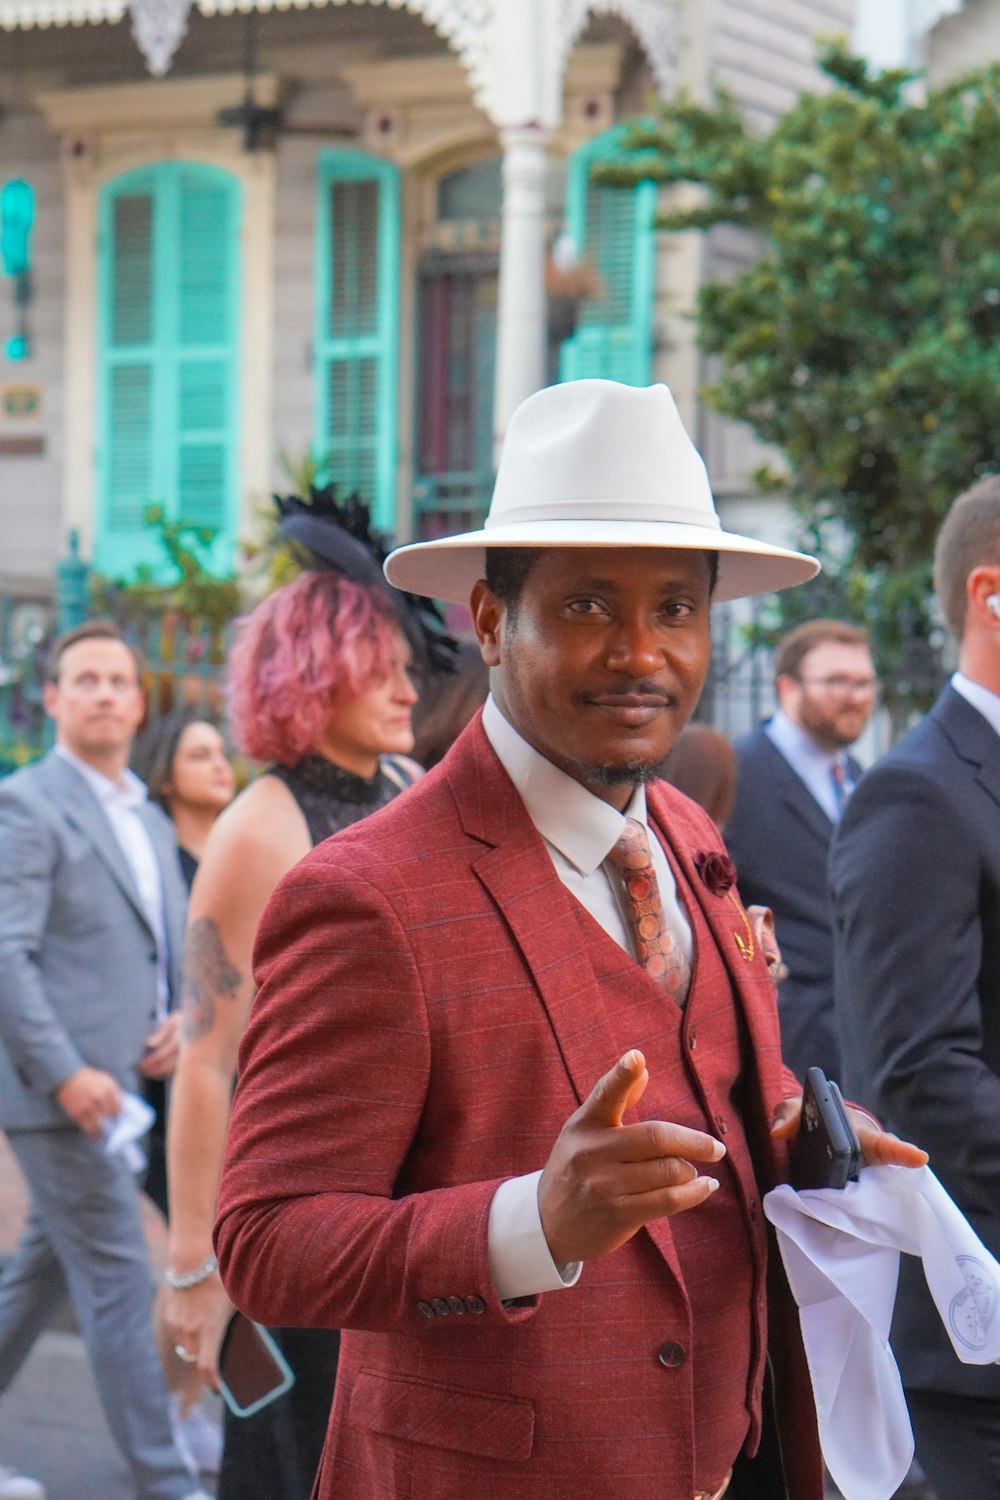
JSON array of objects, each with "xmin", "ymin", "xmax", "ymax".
[{"xmin": 790, "ymin": 1066, "xmax": 861, "ymax": 1190}]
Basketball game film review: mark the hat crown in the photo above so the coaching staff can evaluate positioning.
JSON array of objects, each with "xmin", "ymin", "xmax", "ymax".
[{"xmin": 488, "ymin": 380, "xmax": 719, "ymax": 532}]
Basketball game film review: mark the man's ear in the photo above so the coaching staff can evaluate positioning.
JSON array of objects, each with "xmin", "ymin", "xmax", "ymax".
[
  {"xmin": 43, "ymin": 681, "xmax": 58, "ymax": 719},
  {"xmin": 470, "ymin": 580, "xmax": 503, "ymax": 668}
]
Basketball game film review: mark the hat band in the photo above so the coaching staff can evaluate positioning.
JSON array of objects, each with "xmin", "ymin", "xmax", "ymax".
[{"xmin": 484, "ymin": 499, "xmax": 722, "ymax": 531}]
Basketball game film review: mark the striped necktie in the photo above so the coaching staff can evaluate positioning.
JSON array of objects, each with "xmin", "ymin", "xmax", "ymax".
[{"xmin": 830, "ymin": 759, "xmax": 851, "ymax": 821}]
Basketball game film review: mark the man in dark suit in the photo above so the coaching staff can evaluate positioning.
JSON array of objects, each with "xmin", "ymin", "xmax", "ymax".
[
  {"xmin": 725, "ymin": 620, "xmax": 876, "ymax": 1082},
  {"xmin": 0, "ymin": 622, "xmax": 209, "ymax": 1500},
  {"xmin": 831, "ymin": 476, "xmax": 1000, "ymax": 1498},
  {"xmin": 215, "ymin": 380, "xmax": 925, "ymax": 1500}
]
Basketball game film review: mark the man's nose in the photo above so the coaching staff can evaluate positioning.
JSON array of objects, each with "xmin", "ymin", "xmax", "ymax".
[{"xmin": 604, "ymin": 619, "xmax": 663, "ymax": 675}]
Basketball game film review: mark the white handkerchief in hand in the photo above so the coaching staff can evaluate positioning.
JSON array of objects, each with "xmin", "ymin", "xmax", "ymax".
[
  {"xmin": 102, "ymin": 1090, "xmax": 156, "ymax": 1172},
  {"xmin": 764, "ymin": 1164, "xmax": 1000, "ymax": 1500}
]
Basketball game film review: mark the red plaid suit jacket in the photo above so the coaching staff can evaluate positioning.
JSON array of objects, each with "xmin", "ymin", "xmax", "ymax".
[{"xmin": 216, "ymin": 716, "xmax": 822, "ymax": 1500}]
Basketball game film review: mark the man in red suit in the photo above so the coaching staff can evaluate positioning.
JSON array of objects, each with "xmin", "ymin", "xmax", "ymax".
[{"xmin": 215, "ymin": 381, "xmax": 925, "ymax": 1500}]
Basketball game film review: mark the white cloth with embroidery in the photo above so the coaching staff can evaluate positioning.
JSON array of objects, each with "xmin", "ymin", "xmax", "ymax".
[{"xmin": 763, "ymin": 1164, "xmax": 1000, "ymax": 1500}]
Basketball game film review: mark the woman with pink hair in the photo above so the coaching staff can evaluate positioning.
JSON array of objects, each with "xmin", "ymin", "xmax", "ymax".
[{"xmin": 163, "ymin": 532, "xmax": 430, "ymax": 1499}]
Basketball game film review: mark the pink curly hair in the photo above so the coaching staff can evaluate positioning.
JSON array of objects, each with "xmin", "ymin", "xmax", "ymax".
[{"xmin": 227, "ymin": 571, "xmax": 405, "ymax": 765}]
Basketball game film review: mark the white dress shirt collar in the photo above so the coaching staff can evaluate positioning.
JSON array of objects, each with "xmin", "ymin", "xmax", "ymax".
[
  {"xmin": 54, "ymin": 742, "xmax": 148, "ymax": 811},
  {"xmin": 951, "ymin": 671, "xmax": 1000, "ymax": 740},
  {"xmin": 481, "ymin": 694, "xmax": 647, "ymax": 873}
]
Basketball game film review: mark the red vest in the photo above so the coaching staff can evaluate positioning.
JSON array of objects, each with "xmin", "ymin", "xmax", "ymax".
[{"xmin": 571, "ymin": 819, "xmax": 769, "ymax": 1491}]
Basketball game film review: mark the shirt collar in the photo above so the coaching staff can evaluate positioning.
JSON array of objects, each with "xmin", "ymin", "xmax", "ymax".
[
  {"xmin": 481, "ymin": 695, "xmax": 646, "ymax": 875},
  {"xmin": 951, "ymin": 672, "xmax": 1000, "ymax": 740},
  {"xmin": 55, "ymin": 742, "xmax": 148, "ymax": 812},
  {"xmin": 768, "ymin": 706, "xmax": 843, "ymax": 773}
]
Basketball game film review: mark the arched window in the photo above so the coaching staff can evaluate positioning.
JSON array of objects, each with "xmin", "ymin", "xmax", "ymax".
[
  {"xmin": 95, "ymin": 161, "xmax": 242, "ymax": 577},
  {"xmin": 314, "ymin": 151, "xmax": 401, "ymax": 531},
  {"xmin": 559, "ymin": 126, "xmax": 657, "ymax": 387}
]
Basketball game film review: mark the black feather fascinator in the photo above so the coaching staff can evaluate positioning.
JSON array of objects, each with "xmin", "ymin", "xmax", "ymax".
[{"xmin": 274, "ymin": 484, "xmax": 457, "ymax": 675}]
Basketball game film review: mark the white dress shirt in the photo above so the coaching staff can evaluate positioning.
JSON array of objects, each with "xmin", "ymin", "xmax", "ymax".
[
  {"xmin": 481, "ymin": 695, "xmax": 692, "ymax": 1299},
  {"xmin": 765, "ymin": 707, "xmax": 852, "ymax": 824},
  {"xmin": 55, "ymin": 744, "xmax": 170, "ymax": 1021}
]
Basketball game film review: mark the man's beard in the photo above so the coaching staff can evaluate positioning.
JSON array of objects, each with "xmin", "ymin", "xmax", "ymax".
[{"xmin": 572, "ymin": 754, "xmax": 674, "ymax": 789}]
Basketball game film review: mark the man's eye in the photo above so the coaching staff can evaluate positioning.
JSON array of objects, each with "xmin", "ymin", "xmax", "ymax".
[
  {"xmin": 662, "ymin": 601, "xmax": 694, "ymax": 619},
  {"xmin": 567, "ymin": 599, "xmax": 605, "ymax": 615}
]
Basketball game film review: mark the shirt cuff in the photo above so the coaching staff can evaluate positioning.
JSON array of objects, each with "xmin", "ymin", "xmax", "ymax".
[{"xmin": 487, "ymin": 1170, "xmax": 583, "ymax": 1300}]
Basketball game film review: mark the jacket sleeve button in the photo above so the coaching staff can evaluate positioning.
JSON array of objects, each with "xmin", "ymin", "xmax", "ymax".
[
  {"xmin": 447, "ymin": 1297, "xmax": 467, "ymax": 1314},
  {"xmin": 431, "ymin": 1298, "xmax": 450, "ymax": 1316},
  {"xmin": 416, "ymin": 1301, "xmax": 435, "ymax": 1318},
  {"xmin": 464, "ymin": 1295, "xmax": 485, "ymax": 1313}
]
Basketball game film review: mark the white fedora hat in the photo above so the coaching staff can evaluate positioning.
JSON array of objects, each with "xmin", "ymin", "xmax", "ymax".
[{"xmin": 384, "ymin": 380, "xmax": 819, "ymax": 604}]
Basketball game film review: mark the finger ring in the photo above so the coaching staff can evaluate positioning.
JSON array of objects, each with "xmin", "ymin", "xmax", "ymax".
[{"xmin": 173, "ymin": 1344, "xmax": 196, "ymax": 1364}]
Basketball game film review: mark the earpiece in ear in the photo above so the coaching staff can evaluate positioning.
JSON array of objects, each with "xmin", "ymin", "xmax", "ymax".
[{"xmin": 988, "ymin": 594, "xmax": 1000, "ymax": 621}]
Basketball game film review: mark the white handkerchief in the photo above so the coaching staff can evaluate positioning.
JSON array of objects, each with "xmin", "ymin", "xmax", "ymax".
[
  {"xmin": 764, "ymin": 1164, "xmax": 1000, "ymax": 1500},
  {"xmin": 102, "ymin": 1090, "xmax": 156, "ymax": 1172}
]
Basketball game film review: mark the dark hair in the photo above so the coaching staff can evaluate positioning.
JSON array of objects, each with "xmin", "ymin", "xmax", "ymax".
[
  {"xmin": 45, "ymin": 619, "xmax": 145, "ymax": 684},
  {"xmin": 773, "ymin": 619, "xmax": 870, "ymax": 682},
  {"xmin": 130, "ymin": 710, "xmax": 220, "ymax": 810},
  {"xmin": 662, "ymin": 722, "xmax": 737, "ymax": 831},
  {"xmin": 934, "ymin": 475, "xmax": 1000, "ymax": 639},
  {"xmin": 411, "ymin": 645, "xmax": 489, "ymax": 769},
  {"xmin": 484, "ymin": 547, "xmax": 720, "ymax": 610}
]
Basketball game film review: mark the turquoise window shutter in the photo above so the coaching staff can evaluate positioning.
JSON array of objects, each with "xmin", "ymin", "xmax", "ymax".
[
  {"xmin": 315, "ymin": 151, "xmax": 400, "ymax": 533},
  {"xmin": 96, "ymin": 162, "xmax": 242, "ymax": 579},
  {"xmin": 559, "ymin": 128, "xmax": 656, "ymax": 387}
]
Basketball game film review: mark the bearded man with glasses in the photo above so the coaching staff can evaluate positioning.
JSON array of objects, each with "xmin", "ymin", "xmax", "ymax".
[{"xmin": 725, "ymin": 619, "xmax": 877, "ymax": 1083}]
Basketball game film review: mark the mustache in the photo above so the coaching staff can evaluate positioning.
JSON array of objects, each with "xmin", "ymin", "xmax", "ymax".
[{"xmin": 582, "ymin": 680, "xmax": 674, "ymax": 703}]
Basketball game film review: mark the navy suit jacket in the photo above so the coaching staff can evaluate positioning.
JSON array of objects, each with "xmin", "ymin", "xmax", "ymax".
[
  {"xmin": 725, "ymin": 725, "xmax": 859, "ymax": 1083},
  {"xmin": 830, "ymin": 686, "xmax": 1000, "ymax": 1396}
]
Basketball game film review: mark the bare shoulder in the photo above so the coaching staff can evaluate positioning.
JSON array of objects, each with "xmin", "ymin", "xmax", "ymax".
[{"xmin": 189, "ymin": 774, "xmax": 311, "ymax": 925}]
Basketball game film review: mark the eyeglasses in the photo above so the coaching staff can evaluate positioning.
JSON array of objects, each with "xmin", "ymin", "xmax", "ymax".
[{"xmin": 797, "ymin": 675, "xmax": 879, "ymax": 698}]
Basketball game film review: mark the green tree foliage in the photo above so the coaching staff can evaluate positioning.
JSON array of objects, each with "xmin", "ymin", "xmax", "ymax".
[{"xmin": 601, "ymin": 40, "xmax": 1000, "ymax": 706}]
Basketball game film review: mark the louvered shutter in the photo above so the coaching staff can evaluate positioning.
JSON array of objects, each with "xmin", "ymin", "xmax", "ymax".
[
  {"xmin": 559, "ymin": 129, "xmax": 656, "ymax": 386},
  {"xmin": 315, "ymin": 152, "xmax": 400, "ymax": 532},
  {"xmin": 96, "ymin": 163, "xmax": 241, "ymax": 577}
]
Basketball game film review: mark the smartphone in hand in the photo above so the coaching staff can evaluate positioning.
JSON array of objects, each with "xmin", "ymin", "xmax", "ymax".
[
  {"xmin": 218, "ymin": 1311, "xmax": 295, "ymax": 1419},
  {"xmin": 790, "ymin": 1066, "xmax": 861, "ymax": 1191}
]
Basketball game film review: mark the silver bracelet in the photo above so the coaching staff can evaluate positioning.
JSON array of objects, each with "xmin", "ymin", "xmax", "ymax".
[{"xmin": 164, "ymin": 1254, "xmax": 218, "ymax": 1290}]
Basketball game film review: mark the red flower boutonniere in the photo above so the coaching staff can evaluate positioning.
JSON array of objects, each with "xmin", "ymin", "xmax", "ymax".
[
  {"xmin": 694, "ymin": 850, "xmax": 736, "ymax": 898},
  {"xmin": 695, "ymin": 850, "xmax": 755, "ymax": 962}
]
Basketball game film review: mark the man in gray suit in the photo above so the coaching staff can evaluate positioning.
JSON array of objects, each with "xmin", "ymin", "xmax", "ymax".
[{"xmin": 0, "ymin": 622, "xmax": 210, "ymax": 1500}]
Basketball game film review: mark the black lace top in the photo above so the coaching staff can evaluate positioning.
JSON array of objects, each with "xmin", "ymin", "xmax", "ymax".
[{"xmin": 268, "ymin": 754, "xmax": 416, "ymax": 847}]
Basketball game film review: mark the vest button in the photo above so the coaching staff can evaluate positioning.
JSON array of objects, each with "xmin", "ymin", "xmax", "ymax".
[
  {"xmin": 715, "ymin": 1114, "xmax": 729, "ymax": 1135},
  {"xmin": 657, "ymin": 1341, "xmax": 687, "ymax": 1369},
  {"xmin": 687, "ymin": 1029, "xmax": 698, "ymax": 1050}
]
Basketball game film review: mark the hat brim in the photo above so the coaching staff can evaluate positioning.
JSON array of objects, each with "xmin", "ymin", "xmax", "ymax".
[{"xmin": 384, "ymin": 520, "xmax": 819, "ymax": 605}]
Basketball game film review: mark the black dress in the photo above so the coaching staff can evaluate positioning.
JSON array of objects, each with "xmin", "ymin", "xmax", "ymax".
[{"xmin": 217, "ymin": 753, "xmax": 418, "ymax": 1500}]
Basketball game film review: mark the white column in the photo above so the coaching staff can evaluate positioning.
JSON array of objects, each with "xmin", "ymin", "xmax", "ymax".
[{"xmin": 493, "ymin": 125, "xmax": 550, "ymax": 461}]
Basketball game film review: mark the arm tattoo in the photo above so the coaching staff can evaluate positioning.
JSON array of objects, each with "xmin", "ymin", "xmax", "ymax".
[{"xmin": 181, "ymin": 917, "xmax": 243, "ymax": 1043}]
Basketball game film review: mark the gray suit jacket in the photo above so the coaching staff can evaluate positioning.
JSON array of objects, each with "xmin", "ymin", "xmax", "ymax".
[{"xmin": 0, "ymin": 749, "xmax": 187, "ymax": 1129}]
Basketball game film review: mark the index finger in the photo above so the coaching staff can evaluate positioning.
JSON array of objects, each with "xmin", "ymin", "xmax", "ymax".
[{"xmin": 616, "ymin": 1118, "xmax": 726, "ymax": 1165}]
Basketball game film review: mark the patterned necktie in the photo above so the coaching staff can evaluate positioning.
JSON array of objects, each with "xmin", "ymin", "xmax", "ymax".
[
  {"xmin": 830, "ymin": 760, "xmax": 850, "ymax": 821},
  {"xmin": 606, "ymin": 817, "xmax": 691, "ymax": 1006}
]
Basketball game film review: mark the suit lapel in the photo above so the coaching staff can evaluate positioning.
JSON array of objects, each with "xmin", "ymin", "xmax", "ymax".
[
  {"xmin": 934, "ymin": 686, "xmax": 1000, "ymax": 813},
  {"xmin": 41, "ymin": 752, "xmax": 153, "ymax": 935},
  {"xmin": 450, "ymin": 727, "xmax": 621, "ymax": 1110},
  {"xmin": 759, "ymin": 735, "xmax": 833, "ymax": 847}
]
